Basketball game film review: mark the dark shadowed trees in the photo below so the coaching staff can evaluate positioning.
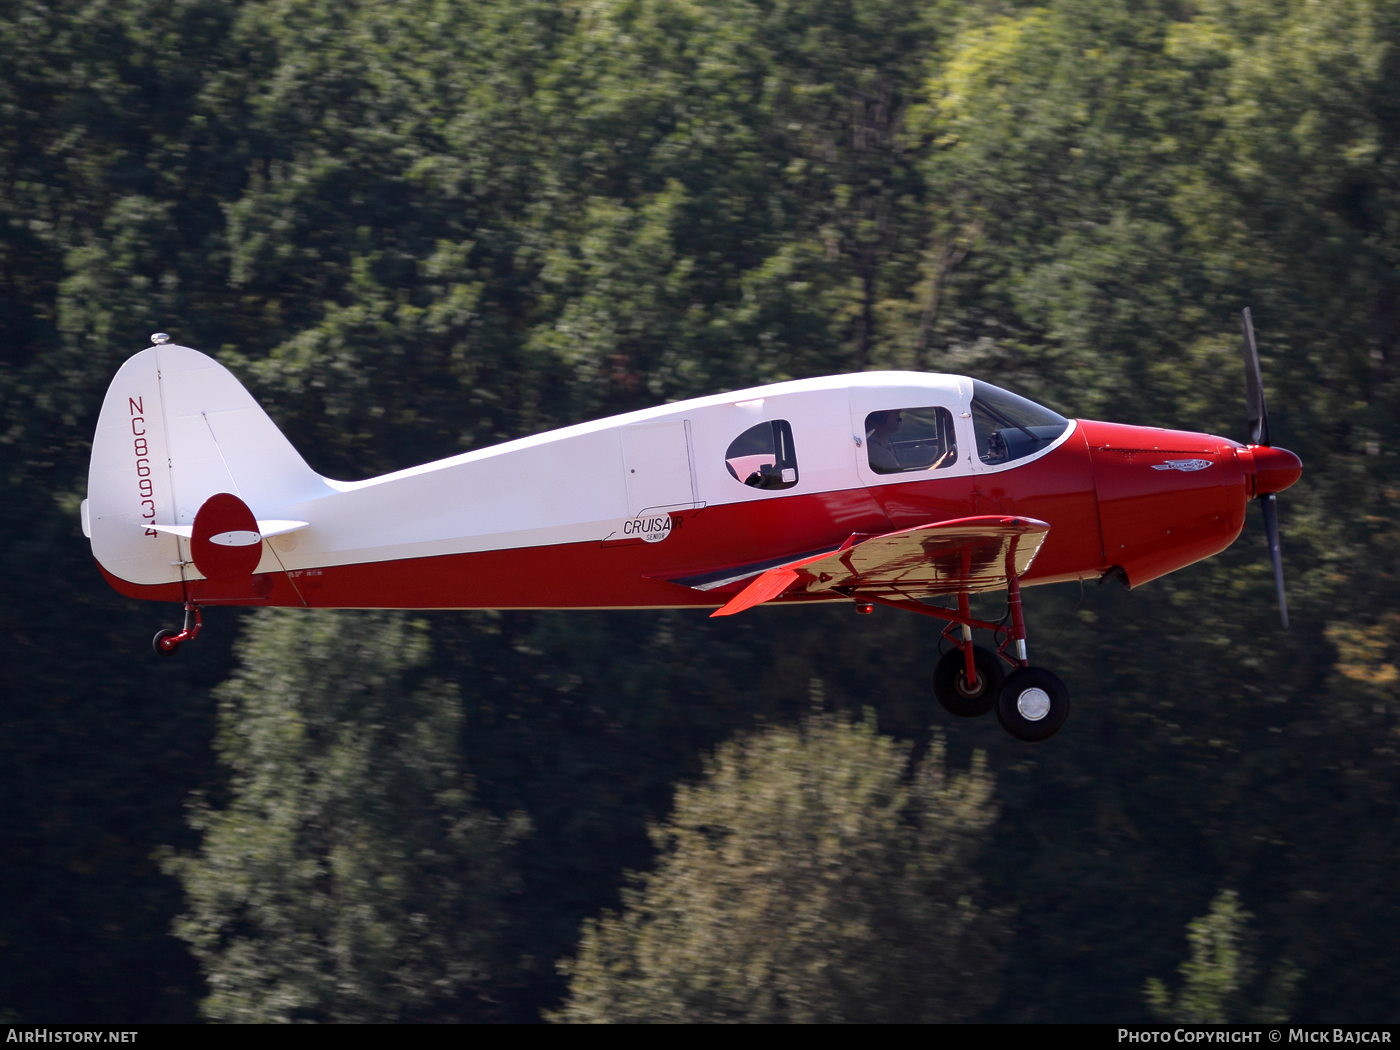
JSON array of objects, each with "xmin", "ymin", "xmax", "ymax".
[{"xmin": 165, "ymin": 610, "xmax": 521, "ymax": 1023}]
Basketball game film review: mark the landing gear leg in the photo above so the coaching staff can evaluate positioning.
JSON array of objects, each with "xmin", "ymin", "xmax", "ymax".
[
  {"xmin": 994, "ymin": 573, "xmax": 1070, "ymax": 742},
  {"xmin": 1005, "ymin": 573, "xmax": 1028, "ymax": 668},
  {"xmin": 855, "ymin": 579, "xmax": 1070, "ymax": 739},
  {"xmin": 153, "ymin": 602, "xmax": 202, "ymax": 657},
  {"xmin": 933, "ymin": 592, "xmax": 1003, "ymax": 717}
]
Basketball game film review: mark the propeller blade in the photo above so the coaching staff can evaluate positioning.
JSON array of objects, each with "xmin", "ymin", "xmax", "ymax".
[
  {"xmin": 1241, "ymin": 307, "xmax": 1270, "ymax": 446},
  {"xmin": 1260, "ymin": 493, "xmax": 1289, "ymax": 628}
]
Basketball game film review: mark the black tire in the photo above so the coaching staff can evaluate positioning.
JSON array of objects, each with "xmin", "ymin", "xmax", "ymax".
[
  {"xmin": 153, "ymin": 628, "xmax": 182, "ymax": 657},
  {"xmin": 933, "ymin": 645, "xmax": 1004, "ymax": 718},
  {"xmin": 995, "ymin": 667, "xmax": 1070, "ymax": 742}
]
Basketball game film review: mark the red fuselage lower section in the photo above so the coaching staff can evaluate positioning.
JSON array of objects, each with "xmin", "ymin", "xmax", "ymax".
[{"xmin": 98, "ymin": 420, "xmax": 1296, "ymax": 609}]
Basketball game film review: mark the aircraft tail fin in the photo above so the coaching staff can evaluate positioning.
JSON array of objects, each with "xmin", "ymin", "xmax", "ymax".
[{"xmin": 85, "ymin": 343, "xmax": 332, "ymax": 586}]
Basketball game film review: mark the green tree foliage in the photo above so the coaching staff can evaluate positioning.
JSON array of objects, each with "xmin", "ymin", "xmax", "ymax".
[
  {"xmin": 912, "ymin": 2, "xmax": 1400, "ymax": 1021},
  {"xmin": 0, "ymin": 0, "xmax": 254, "ymax": 1021},
  {"xmin": 525, "ymin": 0, "xmax": 952, "ymax": 412},
  {"xmin": 553, "ymin": 714, "xmax": 1006, "ymax": 1023},
  {"xmin": 208, "ymin": 0, "xmax": 573, "ymax": 478},
  {"xmin": 1145, "ymin": 889, "xmax": 1301, "ymax": 1024},
  {"xmin": 164, "ymin": 610, "xmax": 519, "ymax": 1023}
]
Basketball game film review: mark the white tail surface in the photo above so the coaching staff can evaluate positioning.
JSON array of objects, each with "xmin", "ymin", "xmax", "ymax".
[{"xmin": 86, "ymin": 344, "xmax": 334, "ymax": 585}]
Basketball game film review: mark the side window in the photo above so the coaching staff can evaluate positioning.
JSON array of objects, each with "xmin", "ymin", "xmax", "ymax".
[
  {"xmin": 863, "ymin": 407, "xmax": 958, "ymax": 475},
  {"xmin": 725, "ymin": 420, "xmax": 799, "ymax": 490},
  {"xmin": 970, "ymin": 380, "xmax": 1069, "ymax": 465}
]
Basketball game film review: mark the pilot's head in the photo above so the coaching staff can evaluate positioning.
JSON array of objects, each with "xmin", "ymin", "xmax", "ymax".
[{"xmin": 869, "ymin": 410, "xmax": 902, "ymax": 438}]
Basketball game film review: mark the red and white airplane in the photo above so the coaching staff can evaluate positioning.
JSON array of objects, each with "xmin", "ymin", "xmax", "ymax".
[{"xmin": 84, "ymin": 312, "xmax": 1300, "ymax": 741}]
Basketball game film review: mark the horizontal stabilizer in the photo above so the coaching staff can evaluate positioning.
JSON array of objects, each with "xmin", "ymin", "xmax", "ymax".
[
  {"xmin": 147, "ymin": 519, "xmax": 309, "ymax": 540},
  {"xmin": 710, "ymin": 515, "xmax": 1050, "ymax": 617}
]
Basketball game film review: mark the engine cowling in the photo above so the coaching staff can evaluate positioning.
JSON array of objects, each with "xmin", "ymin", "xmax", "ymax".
[{"xmin": 1079, "ymin": 420, "xmax": 1246, "ymax": 588}]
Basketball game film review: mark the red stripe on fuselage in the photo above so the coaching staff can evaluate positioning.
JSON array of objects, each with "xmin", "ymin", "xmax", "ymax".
[{"xmin": 98, "ymin": 430, "xmax": 1110, "ymax": 608}]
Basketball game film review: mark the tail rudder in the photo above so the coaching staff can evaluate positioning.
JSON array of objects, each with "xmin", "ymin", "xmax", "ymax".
[{"xmin": 86, "ymin": 343, "xmax": 330, "ymax": 586}]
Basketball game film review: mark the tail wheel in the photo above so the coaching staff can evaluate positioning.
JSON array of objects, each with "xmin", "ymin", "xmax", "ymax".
[
  {"xmin": 933, "ymin": 645, "xmax": 1004, "ymax": 718},
  {"xmin": 153, "ymin": 629, "xmax": 182, "ymax": 657},
  {"xmin": 996, "ymin": 667, "xmax": 1070, "ymax": 742}
]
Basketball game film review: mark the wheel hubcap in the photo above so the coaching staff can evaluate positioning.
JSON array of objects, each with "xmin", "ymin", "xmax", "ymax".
[
  {"xmin": 1017, "ymin": 687, "xmax": 1051, "ymax": 721},
  {"xmin": 956, "ymin": 672, "xmax": 983, "ymax": 698}
]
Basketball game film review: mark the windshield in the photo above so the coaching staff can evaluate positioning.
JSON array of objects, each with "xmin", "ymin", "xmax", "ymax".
[{"xmin": 970, "ymin": 381, "xmax": 1069, "ymax": 465}]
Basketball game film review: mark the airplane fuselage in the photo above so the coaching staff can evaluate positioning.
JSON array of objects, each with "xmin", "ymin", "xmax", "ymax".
[{"xmin": 87, "ymin": 348, "xmax": 1285, "ymax": 611}]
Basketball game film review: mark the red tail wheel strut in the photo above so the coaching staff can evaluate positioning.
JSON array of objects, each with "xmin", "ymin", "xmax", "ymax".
[{"xmin": 153, "ymin": 602, "xmax": 202, "ymax": 656}]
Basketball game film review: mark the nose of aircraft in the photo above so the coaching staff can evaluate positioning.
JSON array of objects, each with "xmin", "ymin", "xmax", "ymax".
[{"xmin": 1239, "ymin": 444, "xmax": 1303, "ymax": 497}]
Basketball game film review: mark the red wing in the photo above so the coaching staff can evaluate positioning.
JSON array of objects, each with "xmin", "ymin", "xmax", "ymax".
[{"xmin": 710, "ymin": 515, "xmax": 1050, "ymax": 618}]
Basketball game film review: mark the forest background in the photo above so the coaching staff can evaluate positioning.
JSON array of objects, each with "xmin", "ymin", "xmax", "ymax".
[{"xmin": 2, "ymin": 0, "xmax": 1399, "ymax": 1024}]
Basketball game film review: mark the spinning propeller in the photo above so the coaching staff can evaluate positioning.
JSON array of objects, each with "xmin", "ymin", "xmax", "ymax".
[{"xmin": 1240, "ymin": 307, "xmax": 1297, "ymax": 628}]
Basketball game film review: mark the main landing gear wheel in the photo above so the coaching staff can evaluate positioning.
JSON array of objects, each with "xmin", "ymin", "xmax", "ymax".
[
  {"xmin": 933, "ymin": 645, "xmax": 1004, "ymax": 718},
  {"xmin": 996, "ymin": 667, "xmax": 1070, "ymax": 743},
  {"xmin": 153, "ymin": 628, "xmax": 182, "ymax": 657}
]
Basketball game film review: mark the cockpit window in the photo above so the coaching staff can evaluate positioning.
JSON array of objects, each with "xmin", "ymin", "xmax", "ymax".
[
  {"xmin": 971, "ymin": 381, "xmax": 1069, "ymax": 465},
  {"xmin": 864, "ymin": 407, "xmax": 958, "ymax": 475},
  {"xmin": 725, "ymin": 420, "xmax": 799, "ymax": 490}
]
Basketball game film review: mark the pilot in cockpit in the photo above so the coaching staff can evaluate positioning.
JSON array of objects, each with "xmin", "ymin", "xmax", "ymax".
[
  {"xmin": 866, "ymin": 408, "xmax": 956, "ymax": 474},
  {"xmin": 866, "ymin": 410, "xmax": 904, "ymax": 472}
]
